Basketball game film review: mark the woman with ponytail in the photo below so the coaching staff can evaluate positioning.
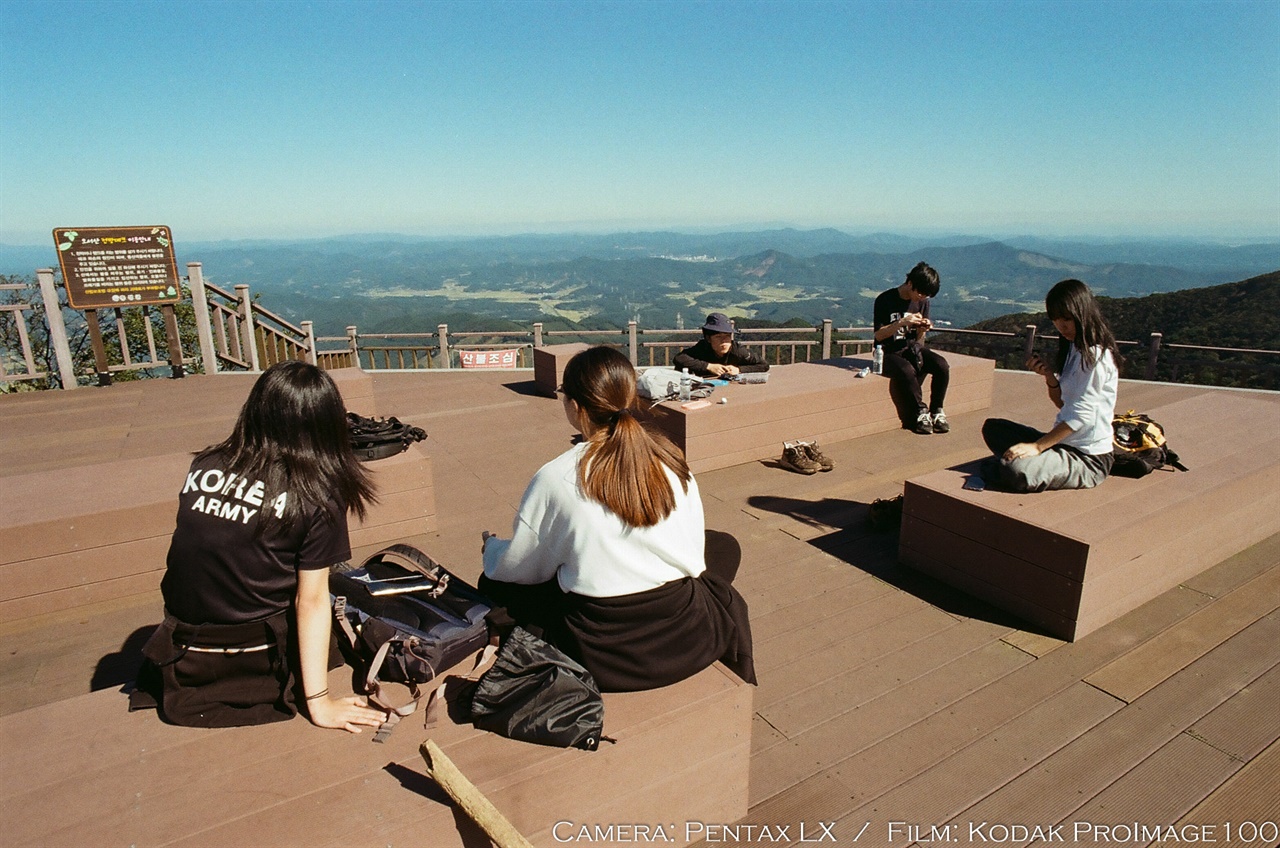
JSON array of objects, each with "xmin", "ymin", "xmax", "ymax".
[
  {"xmin": 481, "ymin": 345, "xmax": 754, "ymax": 691},
  {"xmin": 981, "ymin": 279, "xmax": 1120, "ymax": 492}
]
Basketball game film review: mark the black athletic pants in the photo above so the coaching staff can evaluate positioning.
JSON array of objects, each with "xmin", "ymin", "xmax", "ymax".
[{"xmin": 883, "ymin": 346, "xmax": 950, "ymax": 413}]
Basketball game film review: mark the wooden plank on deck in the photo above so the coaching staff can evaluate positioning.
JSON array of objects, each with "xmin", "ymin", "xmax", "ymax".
[
  {"xmin": 1084, "ymin": 565, "xmax": 1280, "ymax": 703},
  {"xmin": 1151, "ymin": 740, "xmax": 1280, "ymax": 848},
  {"xmin": 946, "ymin": 613, "xmax": 1280, "ymax": 833}
]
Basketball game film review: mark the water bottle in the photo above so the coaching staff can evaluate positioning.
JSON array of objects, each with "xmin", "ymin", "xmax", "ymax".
[
  {"xmin": 679, "ymin": 368, "xmax": 692, "ymax": 401},
  {"xmin": 872, "ymin": 345, "xmax": 883, "ymax": 376}
]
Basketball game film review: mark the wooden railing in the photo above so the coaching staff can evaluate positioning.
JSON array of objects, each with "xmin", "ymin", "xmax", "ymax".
[
  {"xmin": 188, "ymin": 263, "xmax": 315, "ymax": 372},
  {"xmin": 0, "ymin": 282, "xmax": 45, "ymax": 386},
  {"xmin": 94, "ymin": 303, "xmax": 195, "ymax": 381},
  {"xmin": 188, "ymin": 303, "xmax": 1280, "ymax": 392},
  {"xmin": 929, "ymin": 325, "xmax": 1280, "ymax": 389}
]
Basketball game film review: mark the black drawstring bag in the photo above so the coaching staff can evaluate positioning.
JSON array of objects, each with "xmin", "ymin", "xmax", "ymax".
[
  {"xmin": 468, "ymin": 626, "xmax": 607, "ymax": 751},
  {"xmin": 346, "ymin": 412, "xmax": 427, "ymax": 461}
]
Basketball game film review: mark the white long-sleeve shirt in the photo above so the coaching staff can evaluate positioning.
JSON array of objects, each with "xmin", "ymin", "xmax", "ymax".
[
  {"xmin": 1055, "ymin": 345, "xmax": 1118, "ymax": 456},
  {"xmin": 482, "ymin": 441, "xmax": 706, "ymax": 597}
]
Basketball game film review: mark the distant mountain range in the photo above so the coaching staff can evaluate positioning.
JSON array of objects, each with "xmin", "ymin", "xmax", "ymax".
[{"xmin": 3, "ymin": 229, "xmax": 1276, "ymax": 336}]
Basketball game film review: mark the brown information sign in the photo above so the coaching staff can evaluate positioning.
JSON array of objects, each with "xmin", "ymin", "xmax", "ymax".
[{"xmin": 53, "ymin": 226, "xmax": 181, "ymax": 309}]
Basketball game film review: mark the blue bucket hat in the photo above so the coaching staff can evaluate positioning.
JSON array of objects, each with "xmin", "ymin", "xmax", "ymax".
[{"xmin": 701, "ymin": 313, "xmax": 734, "ymax": 335}]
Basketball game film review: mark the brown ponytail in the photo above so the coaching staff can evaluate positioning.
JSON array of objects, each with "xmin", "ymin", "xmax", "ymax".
[{"xmin": 561, "ymin": 346, "xmax": 692, "ymax": 528}]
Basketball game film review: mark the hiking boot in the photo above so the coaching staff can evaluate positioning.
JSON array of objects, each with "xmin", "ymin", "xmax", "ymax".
[
  {"xmin": 802, "ymin": 440, "xmax": 835, "ymax": 472},
  {"xmin": 931, "ymin": 409, "xmax": 950, "ymax": 434},
  {"xmin": 779, "ymin": 441, "xmax": 821, "ymax": 475},
  {"xmin": 913, "ymin": 410, "xmax": 934, "ymax": 435}
]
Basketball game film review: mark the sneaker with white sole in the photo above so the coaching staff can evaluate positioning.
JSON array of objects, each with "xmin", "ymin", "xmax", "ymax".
[
  {"xmin": 780, "ymin": 441, "xmax": 821, "ymax": 474},
  {"xmin": 913, "ymin": 410, "xmax": 934, "ymax": 435},
  {"xmin": 931, "ymin": 409, "xmax": 949, "ymax": 434}
]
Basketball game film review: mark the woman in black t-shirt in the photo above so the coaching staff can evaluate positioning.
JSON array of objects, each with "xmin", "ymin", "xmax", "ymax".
[{"xmin": 139, "ymin": 361, "xmax": 386, "ymax": 733}]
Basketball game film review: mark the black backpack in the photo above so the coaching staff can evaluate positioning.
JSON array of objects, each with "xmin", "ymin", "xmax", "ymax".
[
  {"xmin": 330, "ymin": 544, "xmax": 491, "ymax": 740},
  {"xmin": 346, "ymin": 412, "xmax": 427, "ymax": 461},
  {"xmin": 1111, "ymin": 411, "xmax": 1189, "ymax": 478},
  {"xmin": 467, "ymin": 623, "xmax": 607, "ymax": 751}
]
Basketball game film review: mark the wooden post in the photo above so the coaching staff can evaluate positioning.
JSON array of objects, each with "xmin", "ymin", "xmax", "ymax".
[
  {"xmin": 437, "ymin": 323, "xmax": 450, "ymax": 368},
  {"xmin": 1023, "ymin": 324, "xmax": 1038, "ymax": 363},
  {"xmin": 85, "ymin": 309, "xmax": 111, "ymax": 386},
  {"xmin": 628, "ymin": 320, "xmax": 638, "ymax": 364},
  {"xmin": 36, "ymin": 268, "xmax": 78, "ymax": 390},
  {"xmin": 235, "ymin": 284, "xmax": 261, "ymax": 371},
  {"xmin": 533, "ymin": 322, "xmax": 543, "ymax": 347},
  {"xmin": 187, "ymin": 263, "xmax": 218, "ymax": 375},
  {"xmin": 161, "ymin": 303, "xmax": 185, "ymax": 378},
  {"xmin": 1145, "ymin": 332, "xmax": 1163, "ymax": 381},
  {"xmin": 346, "ymin": 325, "xmax": 359, "ymax": 369},
  {"xmin": 821, "ymin": 318, "xmax": 832, "ymax": 360},
  {"xmin": 301, "ymin": 320, "xmax": 317, "ymax": 365}
]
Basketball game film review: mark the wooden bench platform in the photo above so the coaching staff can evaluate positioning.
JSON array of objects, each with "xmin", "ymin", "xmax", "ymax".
[
  {"xmin": 0, "ymin": 661, "xmax": 751, "ymax": 848},
  {"xmin": 899, "ymin": 390, "xmax": 1280, "ymax": 641},
  {"xmin": 533, "ymin": 343, "xmax": 590, "ymax": 397},
  {"xmin": 645, "ymin": 353, "xmax": 995, "ymax": 473},
  {"xmin": 0, "ymin": 369, "xmax": 436, "ymax": 622}
]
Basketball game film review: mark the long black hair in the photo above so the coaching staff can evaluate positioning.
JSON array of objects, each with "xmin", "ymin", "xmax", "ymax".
[
  {"xmin": 198, "ymin": 360, "xmax": 376, "ymax": 532},
  {"xmin": 561, "ymin": 346, "xmax": 691, "ymax": 528},
  {"xmin": 1046, "ymin": 279, "xmax": 1119, "ymax": 375}
]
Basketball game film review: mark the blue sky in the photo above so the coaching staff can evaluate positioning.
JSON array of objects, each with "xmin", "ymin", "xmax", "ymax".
[{"xmin": 1, "ymin": 0, "xmax": 1277, "ymax": 244}]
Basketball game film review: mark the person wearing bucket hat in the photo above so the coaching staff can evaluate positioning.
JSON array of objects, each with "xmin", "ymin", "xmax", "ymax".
[{"xmin": 672, "ymin": 312, "xmax": 770, "ymax": 378}]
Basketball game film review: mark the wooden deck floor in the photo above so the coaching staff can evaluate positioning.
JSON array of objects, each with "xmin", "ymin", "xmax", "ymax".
[{"xmin": 2, "ymin": 367, "xmax": 1278, "ymax": 847}]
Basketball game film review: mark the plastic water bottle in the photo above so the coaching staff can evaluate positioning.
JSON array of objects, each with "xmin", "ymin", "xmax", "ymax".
[
  {"xmin": 679, "ymin": 368, "xmax": 692, "ymax": 401},
  {"xmin": 872, "ymin": 346, "xmax": 883, "ymax": 376}
]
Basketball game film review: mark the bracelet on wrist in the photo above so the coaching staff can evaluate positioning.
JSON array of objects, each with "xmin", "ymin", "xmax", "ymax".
[
  {"xmin": 305, "ymin": 688, "xmax": 329, "ymax": 702},
  {"xmin": 1047, "ymin": 381, "xmax": 1060, "ymax": 389}
]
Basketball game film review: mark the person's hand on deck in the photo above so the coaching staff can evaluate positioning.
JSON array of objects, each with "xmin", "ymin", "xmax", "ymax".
[{"xmin": 306, "ymin": 693, "xmax": 388, "ymax": 734}]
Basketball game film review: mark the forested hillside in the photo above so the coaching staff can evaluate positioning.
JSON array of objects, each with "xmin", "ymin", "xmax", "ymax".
[
  {"xmin": 968, "ymin": 271, "xmax": 1279, "ymax": 348},
  {"xmin": 962, "ymin": 272, "xmax": 1279, "ymax": 389}
]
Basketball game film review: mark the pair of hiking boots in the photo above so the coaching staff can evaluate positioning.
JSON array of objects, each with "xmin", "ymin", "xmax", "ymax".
[{"xmin": 779, "ymin": 440, "xmax": 835, "ymax": 475}]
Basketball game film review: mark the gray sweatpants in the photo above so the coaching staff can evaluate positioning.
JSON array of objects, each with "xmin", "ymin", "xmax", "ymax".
[{"xmin": 981, "ymin": 418, "xmax": 1113, "ymax": 493}]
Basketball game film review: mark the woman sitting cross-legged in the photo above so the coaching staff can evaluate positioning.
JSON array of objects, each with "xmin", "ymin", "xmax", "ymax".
[
  {"xmin": 480, "ymin": 345, "xmax": 755, "ymax": 691},
  {"xmin": 981, "ymin": 278, "xmax": 1119, "ymax": 493}
]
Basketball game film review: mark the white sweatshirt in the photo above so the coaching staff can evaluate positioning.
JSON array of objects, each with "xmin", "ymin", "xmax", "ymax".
[
  {"xmin": 1056, "ymin": 345, "xmax": 1119, "ymax": 456},
  {"xmin": 482, "ymin": 441, "xmax": 706, "ymax": 597}
]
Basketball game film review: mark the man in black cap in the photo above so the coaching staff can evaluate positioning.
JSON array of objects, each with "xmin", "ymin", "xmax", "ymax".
[{"xmin": 673, "ymin": 312, "xmax": 770, "ymax": 378}]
